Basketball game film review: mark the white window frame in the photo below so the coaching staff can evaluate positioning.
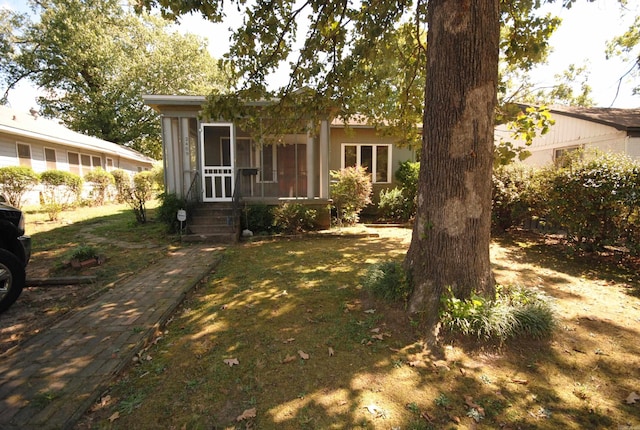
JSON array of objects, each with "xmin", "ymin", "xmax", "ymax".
[
  {"xmin": 68, "ymin": 151, "xmax": 81, "ymax": 175},
  {"xmin": 106, "ymin": 158, "xmax": 114, "ymax": 171},
  {"xmin": 341, "ymin": 143, "xmax": 392, "ymax": 184},
  {"xmin": 44, "ymin": 147, "xmax": 57, "ymax": 170},
  {"xmin": 16, "ymin": 142, "xmax": 32, "ymax": 167}
]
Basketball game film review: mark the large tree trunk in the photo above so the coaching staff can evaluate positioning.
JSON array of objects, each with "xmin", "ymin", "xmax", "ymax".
[{"xmin": 405, "ymin": 0, "xmax": 499, "ymax": 332}]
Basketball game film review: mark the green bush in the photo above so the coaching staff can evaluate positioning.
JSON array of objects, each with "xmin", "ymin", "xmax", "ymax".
[
  {"xmin": 378, "ymin": 187, "xmax": 411, "ymax": 222},
  {"xmin": 395, "ymin": 160, "xmax": 419, "ymax": 218},
  {"xmin": 157, "ymin": 193, "xmax": 188, "ymax": 233},
  {"xmin": 272, "ymin": 203, "xmax": 318, "ymax": 234},
  {"xmin": 439, "ymin": 285, "xmax": 555, "ymax": 341},
  {"xmin": 330, "ymin": 166, "xmax": 372, "ymax": 225},
  {"xmin": 69, "ymin": 244, "xmax": 99, "ymax": 261},
  {"xmin": 534, "ymin": 152, "xmax": 640, "ymax": 252},
  {"xmin": 362, "ymin": 261, "xmax": 411, "ymax": 303},
  {"xmin": 84, "ymin": 168, "xmax": 115, "ymax": 206},
  {"xmin": 111, "ymin": 169, "xmax": 130, "ymax": 203},
  {"xmin": 491, "ymin": 165, "xmax": 532, "ymax": 233},
  {"xmin": 0, "ymin": 166, "xmax": 39, "ymax": 208},
  {"xmin": 242, "ymin": 204, "xmax": 275, "ymax": 234},
  {"xmin": 40, "ymin": 170, "xmax": 83, "ymax": 214},
  {"xmin": 121, "ymin": 171, "xmax": 156, "ymax": 224}
]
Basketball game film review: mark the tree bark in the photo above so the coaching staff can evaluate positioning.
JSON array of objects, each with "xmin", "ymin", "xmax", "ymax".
[{"xmin": 405, "ymin": 0, "xmax": 499, "ymax": 333}]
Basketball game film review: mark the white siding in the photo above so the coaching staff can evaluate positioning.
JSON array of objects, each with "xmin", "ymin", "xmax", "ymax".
[{"xmin": 502, "ymin": 113, "xmax": 636, "ymax": 168}]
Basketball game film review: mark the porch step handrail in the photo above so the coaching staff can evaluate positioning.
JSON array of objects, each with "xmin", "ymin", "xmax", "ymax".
[
  {"xmin": 232, "ymin": 168, "xmax": 259, "ymax": 228},
  {"xmin": 186, "ymin": 170, "xmax": 200, "ymax": 203}
]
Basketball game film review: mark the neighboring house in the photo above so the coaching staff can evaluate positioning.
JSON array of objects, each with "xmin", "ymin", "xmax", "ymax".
[
  {"xmin": 498, "ymin": 106, "xmax": 640, "ymax": 167},
  {"xmin": 143, "ymin": 95, "xmax": 416, "ymax": 237},
  {"xmin": 0, "ymin": 105, "xmax": 156, "ymax": 204}
]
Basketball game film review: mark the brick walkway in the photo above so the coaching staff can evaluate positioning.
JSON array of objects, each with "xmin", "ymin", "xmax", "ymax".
[{"xmin": 0, "ymin": 244, "xmax": 223, "ymax": 430}]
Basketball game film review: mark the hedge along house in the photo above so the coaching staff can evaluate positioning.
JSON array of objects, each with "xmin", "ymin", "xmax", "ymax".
[
  {"xmin": 143, "ymin": 94, "xmax": 416, "ymax": 242},
  {"xmin": 496, "ymin": 106, "xmax": 640, "ymax": 167},
  {"xmin": 0, "ymin": 105, "xmax": 156, "ymax": 205}
]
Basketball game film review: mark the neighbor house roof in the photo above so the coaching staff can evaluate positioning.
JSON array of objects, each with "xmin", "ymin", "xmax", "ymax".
[
  {"xmin": 547, "ymin": 106, "xmax": 640, "ymax": 135},
  {"xmin": 0, "ymin": 105, "xmax": 156, "ymax": 163}
]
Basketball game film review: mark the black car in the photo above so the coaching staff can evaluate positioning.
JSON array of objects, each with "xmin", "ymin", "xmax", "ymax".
[{"xmin": 0, "ymin": 201, "xmax": 31, "ymax": 313}]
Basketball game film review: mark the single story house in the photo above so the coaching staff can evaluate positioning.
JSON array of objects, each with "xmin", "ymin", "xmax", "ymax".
[
  {"xmin": 0, "ymin": 105, "xmax": 156, "ymax": 205},
  {"xmin": 498, "ymin": 106, "xmax": 640, "ymax": 167},
  {"xmin": 143, "ymin": 95, "xmax": 416, "ymax": 239}
]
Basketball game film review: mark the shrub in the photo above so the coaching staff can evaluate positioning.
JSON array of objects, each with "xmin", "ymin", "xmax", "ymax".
[
  {"xmin": 84, "ymin": 168, "xmax": 115, "ymax": 206},
  {"xmin": 157, "ymin": 193, "xmax": 189, "ymax": 233},
  {"xmin": 535, "ymin": 152, "xmax": 640, "ymax": 252},
  {"xmin": 491, "ymin": 165, "xmax": 532, "ymax": 233},
  {"xmin": 330, "ymin": 166, "xmax": 372, "ymax": 225},
  {"xmin": 272, "ymin": 203, "xmax": 318, "ymax": 234},
  {"xmin": 121, "ymin": 171, "xmax": 156, "ymax": 224},
  {"xmin": 439, "ymin": 285, "xmax": 555, "ymax": 342},
  {"xmin": 69, "ymin": 244, "xmax": 99, "ymax": 261},
  {"xmin": 0, "ymin": 166, "xmax": 39, "ymax": 208},
  {"xmin": 362, "ymin": 261, "xmax": 411, "ymax": 303},
  {"xmin": 395, "ymin": 160, "xmax": 419, "ymax": 218},
  {"xmin": 242, "ymin": 204, "xmax": 275, "ymax": 234},
  {"xmin": 40, "ymin": 170, "xmax": 83, "ymax": 218},
  {"xmin": 111, "ymin": 169, "xmax": 130, "ymax": 203},
  {"xmin": 378, "ymin": 187, "xmax": 411, "ymax": 222}
]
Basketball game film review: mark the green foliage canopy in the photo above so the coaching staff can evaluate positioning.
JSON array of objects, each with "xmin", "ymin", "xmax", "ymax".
[{"xmin": 0, "ymin": 0, "xmax": 231, "ymax": 158}]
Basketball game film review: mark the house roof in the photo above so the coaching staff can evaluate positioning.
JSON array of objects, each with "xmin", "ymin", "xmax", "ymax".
[
  {"xmin": 547, "ymin": 105, "xmax": 640, "ymax": 134},
  {"xmin": 0, "ymin": 106, "xmax": 156, "ymax": 163}
]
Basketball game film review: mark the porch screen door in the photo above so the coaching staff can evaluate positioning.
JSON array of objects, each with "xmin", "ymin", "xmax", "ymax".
[{"xmin": 201, "ymin": 123, "xmax": 235, "ymax": 202}]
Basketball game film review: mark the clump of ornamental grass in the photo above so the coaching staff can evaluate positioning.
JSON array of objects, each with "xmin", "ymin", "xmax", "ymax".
[
  {"xmin": 361, "ymin": 260, "xmax": 411, "ymax": 303},
  {"xmin": 439, "ymin": 284, "xmax": 555, "ymax": 342}
]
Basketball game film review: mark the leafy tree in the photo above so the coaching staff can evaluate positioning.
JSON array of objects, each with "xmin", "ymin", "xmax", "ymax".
[
  {"xmin": 84, "ymin": 167, "xmax": 115, "ymax": 205},
  {"xmin": 606, "ymin": 14, "xmax": 640, "ymax": 99},
  {"xmin": 135, "ymin": 0, "xmax": 579, "ymax": 334},
  {"xmin": 122, "ymin": 171, "xmax": 156, "ymax": 224},
  {"xmin": 0, "ymin": 166, "xmax": 39, "ymax": 208},
  {"xmin": 0, "ymin": 0, "xmax": 230, "ymax": 158}
]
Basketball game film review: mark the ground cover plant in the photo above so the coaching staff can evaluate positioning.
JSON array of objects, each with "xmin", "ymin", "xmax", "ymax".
[{"xmin": 79, "ymin": 228, "xmax": 640, "ymax": 429}]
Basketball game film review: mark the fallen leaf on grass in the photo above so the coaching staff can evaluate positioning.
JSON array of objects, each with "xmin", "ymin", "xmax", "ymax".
[
  {"xmin": 464, "ymin": 396, "xmax": 485, "ymax": 416},
  {"xmin": 371, "ymin": 334, "xmax": 384, "ymax": 341},
  {"xmin": 511, "ymin": 378, "xmax": 529, "ymax": 385},
  {"xmin": 626, "ymin": 391, "xmax": 640, "ymax": 404},
  {"xmin": 328, "ymin": 347, "xmax": 335, "ymax": 357},
  {"xmin": 364, "ymin": 309, "xmax": 376, "ymax": 314},
  {"xmin": 370, "ymin": 327, "xmax": 380, "ymax": 333},
  {"xmin": 365, "ymin": 404, "xmax": 386, "ymax": 417},
  {"xmin": 223, "ymin": 358, "xmax": 239, "ymax": 367},
  {"xmin": 282, "ymin": 338, "xmax": 295, "ymax": 344},
  {"xmin": 108, "ymin": 411, "xmax": 120, "ymax": 422},
  {"xmin": 298, "ymin": 350, "xmax": 310, "ymax": 360},
  {"xmin": 282, "ymin": 354, "xmax": 296, "ymax": 363},
  {"xmin": 409, "ymin": 360, "xmax": 425, "ymax": 368},
  {"xmin": 236, "ymin": 408, "xmax": 257, "ymax": 421}
]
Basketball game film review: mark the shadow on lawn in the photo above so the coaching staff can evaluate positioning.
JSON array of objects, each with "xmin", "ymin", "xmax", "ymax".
[
  {"xmin": 493, "ymin": 231, "xmax": 640, "ymax": 298},
  {"xmin": 88, "ymin": 230, "xmax": 640, "ymax": 429}
]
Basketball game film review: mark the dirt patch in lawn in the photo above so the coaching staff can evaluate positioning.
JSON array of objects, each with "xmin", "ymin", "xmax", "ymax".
[
  {"xmin": 76, "ymin": 227, "xmax": 640, "ymax": 429},
  {"xmin": 0, "ymin": 222, "xmax": 169, "ymax": 356}
]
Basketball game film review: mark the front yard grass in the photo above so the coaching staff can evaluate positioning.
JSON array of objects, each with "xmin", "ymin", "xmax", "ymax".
[{"xmin": 79, "ymin": 228, "xmax": 640, "ymax": 429}]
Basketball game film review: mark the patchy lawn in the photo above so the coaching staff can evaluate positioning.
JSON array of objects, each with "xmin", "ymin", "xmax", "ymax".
[
  {"xmin": 0, "ymin": 202, "xmax": 174, "ymax": 355},
  {"xmin": 77, "ymin": 227, "xmax": 640, "ymax": 429}
]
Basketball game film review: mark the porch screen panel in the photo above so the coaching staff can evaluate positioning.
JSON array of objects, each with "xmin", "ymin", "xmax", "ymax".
[
  {"xmin": 277, "ymin": 144, "xmax": 306, "ymax": 197},
  {"xmin": 204, "ymin": 126, "xmax": 231, "ymax": 166}
]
